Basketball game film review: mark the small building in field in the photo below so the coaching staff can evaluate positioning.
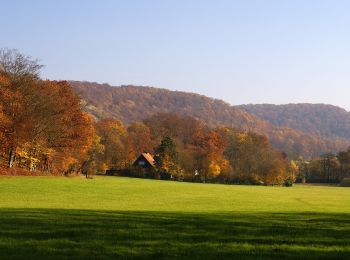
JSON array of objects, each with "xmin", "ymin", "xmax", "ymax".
[
  {"xmin": 132, "ymin": 153, "xmax": 155, "ymax": 169},
  {"xmin": 106, "ymin": 152, "xmax": 157, "ymax": 177}
]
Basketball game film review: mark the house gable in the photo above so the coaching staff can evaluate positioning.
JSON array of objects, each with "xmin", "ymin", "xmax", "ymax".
[{"xmin": 132, "ymin": 153, "xmax": 155, "ymax": 168}]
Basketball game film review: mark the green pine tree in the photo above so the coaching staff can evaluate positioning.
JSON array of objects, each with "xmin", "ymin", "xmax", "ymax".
[{"xmin": 155, "ymin": 136, "xmax": 181, "ymax": 179}]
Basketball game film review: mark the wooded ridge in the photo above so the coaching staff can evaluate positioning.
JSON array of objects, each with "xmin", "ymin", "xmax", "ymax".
[{"xmin": 71, "ymin": 81, "xmax": 350, "ymax": 158}]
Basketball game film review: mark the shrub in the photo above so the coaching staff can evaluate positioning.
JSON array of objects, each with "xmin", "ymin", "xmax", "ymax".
[
  {"xmin": 340, "ymin": 177, "xmax": 350, "ymax": 187},
  {"xmin": 284, "ymin": 178, "xmax": 293, "ymax": 187}
]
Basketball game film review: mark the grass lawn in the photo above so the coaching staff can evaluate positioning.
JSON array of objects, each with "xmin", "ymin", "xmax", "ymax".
[{"xmin": 0, "ymin": 176, "xmax": 350, "ymax": 259}]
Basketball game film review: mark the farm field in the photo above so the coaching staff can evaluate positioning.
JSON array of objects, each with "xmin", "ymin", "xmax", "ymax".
[{"xmin": 0, "ymin": 176, "xmax": 350, "ymax": 259}]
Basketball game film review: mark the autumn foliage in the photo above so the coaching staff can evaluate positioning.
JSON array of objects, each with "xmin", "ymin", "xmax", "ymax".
[
  {"xmin": 139, "ymin": 113, "xmax": 287, "ymax": 185},
  {"xmin": 0, "ymin": 49, "xmax": 290, "ymax": 185},
  {"xmin": 71, "ymin": 81, "xmax": 350, "ymax": 158},
  {"xmin": 0, "ymin": 49, "xmax": 93, "ymax": 174}
]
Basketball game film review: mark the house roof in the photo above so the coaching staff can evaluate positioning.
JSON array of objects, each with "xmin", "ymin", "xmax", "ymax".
[{"xmin": 140, "ymin": 153, "xmax": 155, "ymax": 167}]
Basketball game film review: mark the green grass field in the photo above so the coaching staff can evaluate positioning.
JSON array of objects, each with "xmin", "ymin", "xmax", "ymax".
[{"xmin": 0, "ymin": 176, "xmax": 350, "ymax": 259}]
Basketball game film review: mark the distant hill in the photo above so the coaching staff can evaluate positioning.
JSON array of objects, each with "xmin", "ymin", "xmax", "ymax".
[
  {"xmin": 238, "ymin": 104, "xmax": 350, "ymax": 139},
  {"xmin": 70, "ymin": 81, "xmax": 350, "ymax": 158}
]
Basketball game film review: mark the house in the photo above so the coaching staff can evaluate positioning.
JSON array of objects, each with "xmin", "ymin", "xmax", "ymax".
[
  {"xmin": 106, "ymin": 152, "xmax": 157, "ymax": 177},
  {"xmin": 132, "ymin": 153, "xmax": 155, "ymax": 169}
]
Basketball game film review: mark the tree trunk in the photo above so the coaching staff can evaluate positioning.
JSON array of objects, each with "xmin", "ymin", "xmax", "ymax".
[{"xmin": 8, "ymin": 148, "xmax": 15, "ymax": 168}]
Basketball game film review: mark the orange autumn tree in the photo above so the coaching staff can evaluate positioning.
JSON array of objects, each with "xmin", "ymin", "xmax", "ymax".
[
  {"xmin": 0, "ymin": 49, "xmax": 94, "ymax": 174},
  {"xmin": 0, "ymin": 49, "xmax": 46, "ymax": 168},
  {"xmin": 0, "ymin": 75, "xmax": 11, "ymax": 165},
  {"xmin": 95, "ymin": 118, "xmax": 127, "ymax": 170},
  {"xmin": 222, "ymin": 128, "xmax": 287, "ymax": 185},
  {"xmin": 80, "ymin": 133, "xmax": 105, "ymax": 177},
  {"xmin": 206, "ymin": 130, "xmax": 231, "ymax": 179},
  {"xmin": 125, "ymin": 122, "xmax": 153, "ymax": 163},
  {"xmin": 192, "ymin": 128, "xmax": 230, "ymax": 182},
  {"xmin": 37, "ymin": 81, "xmax": 94, "ymax": 173},
  {"xmin": 0, "ymin": 52, "xmax": 41, "ymax": 168}
]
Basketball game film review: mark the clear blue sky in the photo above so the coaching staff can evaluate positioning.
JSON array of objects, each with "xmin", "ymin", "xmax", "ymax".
[{"xmin": 2, "ymin": 0, "xmax": 350, "ymax": 110}]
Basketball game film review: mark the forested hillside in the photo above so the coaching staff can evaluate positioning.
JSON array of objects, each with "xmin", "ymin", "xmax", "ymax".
[
  {"xmin": 2, "ymin": 49, "xmax": 350, "ymax": 184},
  {"xmin": 0, "ymin": 49, "xmax": 291, "ymax": 184},
  {"xmin": 239, "ymin": 104, "xmax": 350, "ymax": 139},
  {"xmin": 71, "ymin": 81, "xmax": 350, "ymax": 158}
]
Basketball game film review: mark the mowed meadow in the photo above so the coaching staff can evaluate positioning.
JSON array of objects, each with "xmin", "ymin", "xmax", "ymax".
[{"xmin": 1, "ymin": 176, "xmax": 350, "ymax": 259}]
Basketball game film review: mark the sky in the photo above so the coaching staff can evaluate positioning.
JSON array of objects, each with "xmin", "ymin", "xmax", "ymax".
[{"xmin": 1, "ymin": 0, "xmax": 350, "ymax": 110}]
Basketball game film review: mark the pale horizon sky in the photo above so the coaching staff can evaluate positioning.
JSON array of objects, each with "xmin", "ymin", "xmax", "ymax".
[{"xmin": 1, "ymin": 0, "xmax": 350, "ymax": 111}]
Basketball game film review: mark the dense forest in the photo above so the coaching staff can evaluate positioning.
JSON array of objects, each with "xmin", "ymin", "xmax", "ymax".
[
  {"xmin": 239, "ymin": 104, "xmax": 350, "ymax": 139},
  {"xmin": 1, "ymin": 49, "xmax": 350, "ymax": 185},
  {"xmin": 71, "ymin": 81, "xmax": 350, "ymax": 158}
]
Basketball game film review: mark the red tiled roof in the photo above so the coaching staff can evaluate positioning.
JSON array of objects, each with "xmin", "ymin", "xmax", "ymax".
[{"xmin": 141, "ymin": 153, "xmax": 155, "ymax": 167}]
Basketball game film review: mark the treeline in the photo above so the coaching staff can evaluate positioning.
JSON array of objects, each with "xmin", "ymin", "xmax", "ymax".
[
  {"xmin": 0, "ymin": 49, "xmax": 292, "ymax": 185},
  {"xmin": 119, "ymin": 113, "xmax": 289, "ymax": 185},
  {"xmin": 78, "ymin": 113, "xmax": 290, "ymax": 185},
  {"xmin": 297, "ymin": 148, "xmax": 350, "ymax": 184}
]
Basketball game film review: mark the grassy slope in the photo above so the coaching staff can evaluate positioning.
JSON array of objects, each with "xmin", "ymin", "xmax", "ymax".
[{"xmin": 0, "ymin": 176, "xmax": 350, "ymax": 259}]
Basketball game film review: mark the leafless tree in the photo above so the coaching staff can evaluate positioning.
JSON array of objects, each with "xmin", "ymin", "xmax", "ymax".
[{"xmin": 0, "ymin": 48, "xmax": 43, "ymax": 77}]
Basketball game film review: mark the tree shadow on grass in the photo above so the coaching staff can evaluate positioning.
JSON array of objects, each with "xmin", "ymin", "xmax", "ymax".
[{"xmin": 0, "ymin": 209, "xmax": 349, "ymax": 259}]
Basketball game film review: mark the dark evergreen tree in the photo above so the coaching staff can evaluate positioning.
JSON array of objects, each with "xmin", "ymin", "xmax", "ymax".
[{"xmin": 155, "ymin": 136, "xmax": 181, "ymax": 179}]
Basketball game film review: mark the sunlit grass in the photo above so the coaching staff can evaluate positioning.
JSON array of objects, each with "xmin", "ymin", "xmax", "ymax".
[{"xmin": 0, "ymin": 176, "xmax": 350, "ymax": 259}]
